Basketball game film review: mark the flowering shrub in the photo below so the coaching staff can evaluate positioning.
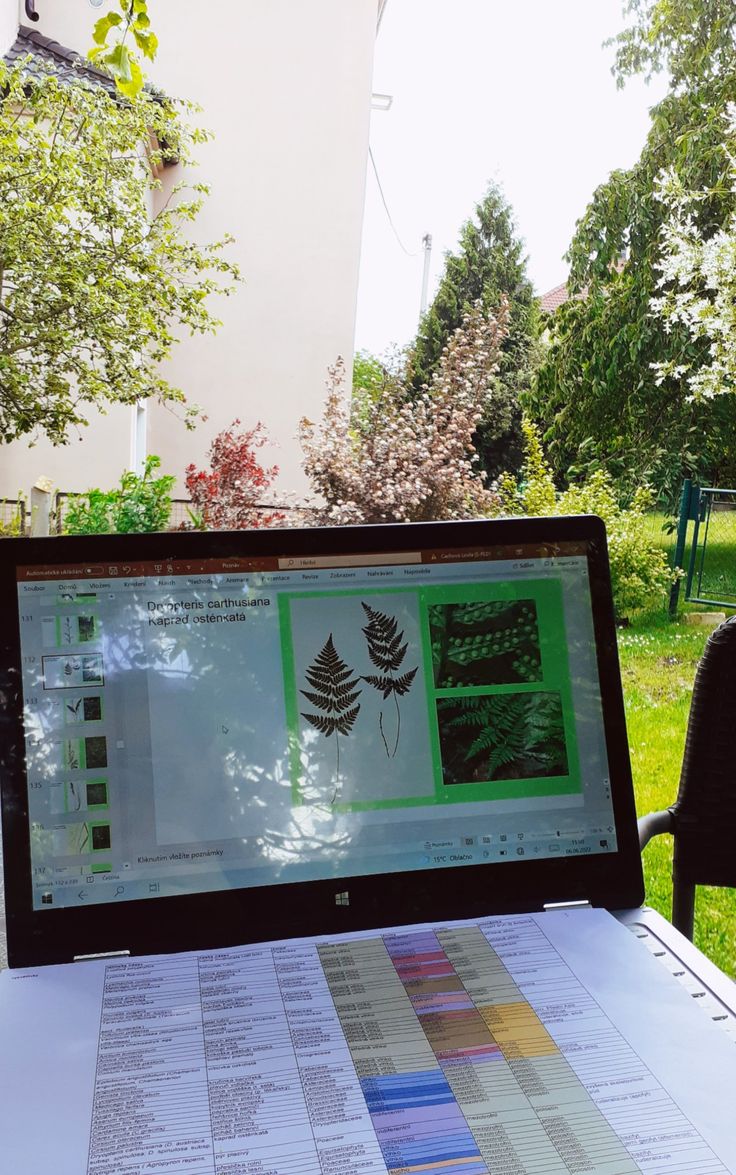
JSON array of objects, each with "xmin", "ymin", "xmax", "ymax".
[
  {"xmin": 501, "ymin": 419, "xmax": 674, "ymax": 616},
  {"xmin": 651, "ymin": 118, "xmax": 736, "ymax": 400},
  {"xmin": 300, "ymin": 300, "xmax": 508, "ymax": 524},
  {"xmin": 185, "ymin": 421, "xmax": 285, "ymax": 530}
]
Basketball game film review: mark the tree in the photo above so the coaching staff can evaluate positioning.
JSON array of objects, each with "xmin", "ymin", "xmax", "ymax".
[
  {"xmin": 608, "ymin": 0, "xmax": 736, "ymax": 91},
  {"xmin": 88, "ymin": 1, "xmax": 159, "ymax": 98},
  {"xmin": 300, "ymin": 300, "xmax": 508, "ymax": 525},
  {"xmin": 185, "ymin": 421, "xmax": 285, "ymax": 530},
  {"xmin": 352, "ymin": 350, "xmax": 388, "ymax": 400},
  {"xmin": 409, "ymin": 184, "xmax": 540, "ymax": 482},
  {"xmin": 651, "ymin": 122, "xmax": 736, "ymax": 400},
  {"xmin": 0, "ymin": 61, "xmax": 238, "ymax": 445},
  {"xmin": 530, "ymin": 0, "xmax": 736, "ymax": 505}
]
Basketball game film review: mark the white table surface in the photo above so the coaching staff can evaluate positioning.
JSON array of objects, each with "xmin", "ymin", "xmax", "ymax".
[{"xmin": 1, "ymin": 833, "xmax": 734, "ymax": 1048}]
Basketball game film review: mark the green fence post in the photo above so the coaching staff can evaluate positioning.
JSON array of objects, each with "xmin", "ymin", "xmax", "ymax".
[{"xmin": 669, "ymin": 478, "xmax": 694, "ymax": 618}]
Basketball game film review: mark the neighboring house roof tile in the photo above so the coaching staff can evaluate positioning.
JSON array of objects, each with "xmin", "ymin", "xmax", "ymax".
[
  {"xmin": 540, "ymin": 256, "xmax": 627, "ymax": 313},
  {"xmin": 3, "ymin": 24, "xmax": 118, "ymax": 94},
  {"xmin": 539, "ymin": 281, "xmax": 571, "ymax": 313}
]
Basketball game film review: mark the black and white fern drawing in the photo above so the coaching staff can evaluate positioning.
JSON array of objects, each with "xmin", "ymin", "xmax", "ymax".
[
  {"xmin": 300, "ymin": 634, "xmax": 361, "ymax": 802},
  {"xmin": 437, "ymin": 692, "xmax": 567, "ymax": 784},
  {"xmin": 360, "ymin": 602, "xmax": 418, "ymax": 757}
]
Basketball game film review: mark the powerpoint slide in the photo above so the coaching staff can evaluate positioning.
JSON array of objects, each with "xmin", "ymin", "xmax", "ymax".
[
  {"xmin": 63, "ymin": 736, "xmax": 107, "ymax": 771},
  {"xmin": 60, "ymin": 695, "xmax": 103, "ymax": 725},
  {"xmin": 42, "ymin": 613, "xmax": 99, "ymax": 648},
  {"xmin": 56, "ymin": 589, "xmax": 97, "ymax": 605},
  {"xmin": 51, "ymin": 821, "xmax": 110, "ymax": 856},
  {"xmin": 49, "ymin": 779, "xmax": 108, "ymax": 814},
  {"xmin": 43, "ymin": 654, "xmax": 104, "ymax": 690},
  {"xmin": 285, "ymin": 593, "xmax": 434, "ymax": 808}
]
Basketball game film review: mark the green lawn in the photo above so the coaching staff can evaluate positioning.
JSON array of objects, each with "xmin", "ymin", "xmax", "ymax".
[{"xmin": 618, "ymin": 609, "xmax": 736, "ymax": 977}]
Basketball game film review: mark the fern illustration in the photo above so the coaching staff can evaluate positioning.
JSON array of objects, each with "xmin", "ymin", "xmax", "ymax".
[
  {"xmin": 360, "ymin": 602, "xmax": 417, "ymax": 757},
  {"xmin": 300, "ymin": 634, "xmax": 361, "ymax": 802}
]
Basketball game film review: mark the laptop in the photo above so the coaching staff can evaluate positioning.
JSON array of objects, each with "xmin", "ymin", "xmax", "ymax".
[{"xmin": 2, "ymin": 514, "xmax": 736, "ymax": 1175}]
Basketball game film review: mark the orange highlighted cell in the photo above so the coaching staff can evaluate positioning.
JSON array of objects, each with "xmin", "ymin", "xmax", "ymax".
[
  {"xmin": 478, "ymin": 1001, "xmax": 558, "ymax": 1058},
  {"xmin": 389, "ymin": 1156, "xmax": 484, "ymax": 1174}
]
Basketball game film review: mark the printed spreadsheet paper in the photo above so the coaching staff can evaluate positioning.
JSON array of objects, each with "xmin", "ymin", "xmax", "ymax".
[{"xmin": 2, "ymin": 908, "xmax": 736, "ymax": 1175}]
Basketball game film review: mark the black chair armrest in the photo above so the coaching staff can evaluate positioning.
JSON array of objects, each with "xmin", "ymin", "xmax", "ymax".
[{"xmin": 638, "ymin": 809, "xmax": 675, "ymax": 851}]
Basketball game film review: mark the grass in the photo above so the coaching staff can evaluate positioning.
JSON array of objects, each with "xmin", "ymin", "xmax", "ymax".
[
  {"xmin": 618, "ymin": 608, "xmax": 736, "ymax": 977},
  {"xmin": 641, "ymin": 504, "xmax": 736, "ymax": 605}
]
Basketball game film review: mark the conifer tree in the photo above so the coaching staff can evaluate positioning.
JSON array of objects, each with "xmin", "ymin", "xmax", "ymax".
[{"xmin": 408, "ymin": 184, "xmax": 540, "ymax": 481}]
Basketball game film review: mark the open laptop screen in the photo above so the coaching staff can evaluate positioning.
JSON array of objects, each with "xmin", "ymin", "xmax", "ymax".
[{"xmin": 0, "ymin": 517, "xmax": 643, "ymax": 965}]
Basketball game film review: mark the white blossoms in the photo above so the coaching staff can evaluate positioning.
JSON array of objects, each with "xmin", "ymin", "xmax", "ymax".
[{"xmin": 651, "ymin": 108, "xmax": 736, "ymax": 399}]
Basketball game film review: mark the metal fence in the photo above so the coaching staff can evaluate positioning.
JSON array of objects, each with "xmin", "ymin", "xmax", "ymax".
[
  {"xmin": 0, "ymin": 498, "xmax": 27, "ymax": 536},
  {"xmin": 684, "ymin": 487, "xmax": 736, "ymax": 607}
]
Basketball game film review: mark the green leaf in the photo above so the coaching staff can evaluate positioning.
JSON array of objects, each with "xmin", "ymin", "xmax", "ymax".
[
  {"xmin": 91, "ymin": 12, "xmax": 122, "ymax": 46},
  {"xmin": 133, "ymin": 28, "xmax": 159, "ymax": 60}
]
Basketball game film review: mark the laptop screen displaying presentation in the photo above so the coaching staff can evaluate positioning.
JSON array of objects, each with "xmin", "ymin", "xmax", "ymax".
[{"xmin": 0, "ymin": 516, "xmax": 643, "ymax": 966}]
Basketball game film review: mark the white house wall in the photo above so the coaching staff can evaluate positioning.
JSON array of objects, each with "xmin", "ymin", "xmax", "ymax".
[
  {"xmin": 0, "ymin": 0, "xmax": 18, "ymax": 56},
  {"xmin": 0, "ymin": 0, "xmax": 379, "ymax": 507}
]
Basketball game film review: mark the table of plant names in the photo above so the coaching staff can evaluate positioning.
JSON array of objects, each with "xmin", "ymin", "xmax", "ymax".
[{"xmin": 79, "ymin": 913, "xmax": 735, "ymax": 1175}]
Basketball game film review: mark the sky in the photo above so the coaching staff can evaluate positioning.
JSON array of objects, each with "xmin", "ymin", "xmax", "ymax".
[{"xmin": 354, "ymin": 0, "xmax": 669, "ymax": 358}]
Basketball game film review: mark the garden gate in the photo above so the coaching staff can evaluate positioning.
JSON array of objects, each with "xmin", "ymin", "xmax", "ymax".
[{"xmin": 670, "ymin": 480, "xmax": 736, "ymax": 614}]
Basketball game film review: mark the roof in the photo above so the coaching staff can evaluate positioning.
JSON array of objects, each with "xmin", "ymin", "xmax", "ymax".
[
  {"xmin": 539, "ymin": 281, "xmax": 572, "ymax": 314},
  {"xmin": 539, "ymin": 255, "xmax": 628, "ymax": 314},
  {"xmin": 2, "ymin": 25, "xmax": 175, "ymax": 170},
  {"xmin": 3, "ymin": 25, "xmax": 118, "ymax": 95}
]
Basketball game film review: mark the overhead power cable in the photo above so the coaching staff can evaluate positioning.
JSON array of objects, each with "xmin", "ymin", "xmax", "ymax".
[{"xmin": 368, "ymin": 146, "xmax": 419, "ymax": 257}]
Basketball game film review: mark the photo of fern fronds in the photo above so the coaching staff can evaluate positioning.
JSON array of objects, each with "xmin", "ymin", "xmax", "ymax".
[
  {"xmin": 360, "ymin": 601, "xmax": 418, "ymax": 757},
  {"xmin": 429, "ymin": 599, "xmax": 541, "ymax": 688},
  {"xmin": 300, "ymin": 634, "xmax": 361, "ymax": 802},
  {"xmin": 436, "ymin": 692, "xmax": 568, "ymax": 784}
]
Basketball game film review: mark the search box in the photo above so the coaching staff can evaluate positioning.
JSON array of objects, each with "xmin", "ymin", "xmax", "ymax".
[{"xmin": 278, "ymin": 552, "xmax": 422, "ymax": 569}]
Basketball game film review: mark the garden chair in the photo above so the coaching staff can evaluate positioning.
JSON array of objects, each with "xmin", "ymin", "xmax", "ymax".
[{"xmin": 637, "ymin": 615, "xmax": 736, "ymax": 940}]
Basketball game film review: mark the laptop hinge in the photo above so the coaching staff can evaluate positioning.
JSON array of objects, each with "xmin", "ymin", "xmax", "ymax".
[
  {"xmin": 543, "ymin": 899, "xmax": 591, "ymax": 912},
  {"xmin": 73, "ymin": 950, "xmax": 131, "ymax": 962}
]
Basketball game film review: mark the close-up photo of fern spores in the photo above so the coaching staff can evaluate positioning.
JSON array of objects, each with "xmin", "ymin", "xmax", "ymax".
[
  {"xmin": 429, "ymin": 599, "xmax": 541, "ymax": 688},
  {"xmin": 436, "ymin": 692, "xmax": 568, "ymax": 785},
  {"xmin": 300, "ymin": 634, "xmax": 361, "ymax": 800},
  {"xmin": 360, "ymin": 602, "xmax": 418, "ymax": 758}
]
